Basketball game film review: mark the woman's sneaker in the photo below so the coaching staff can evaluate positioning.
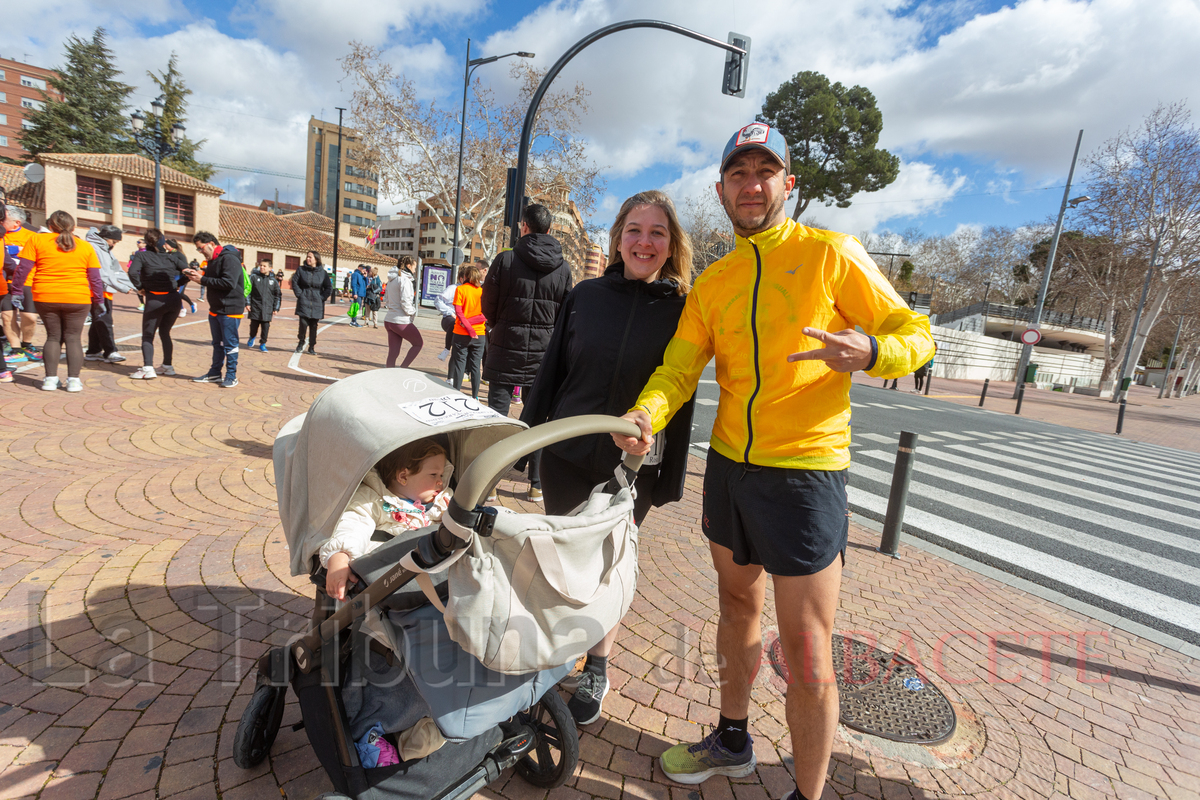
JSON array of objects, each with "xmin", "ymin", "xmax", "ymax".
[
  {"xmin": 659, "ymin": 729, "xmax": 756, "ymax": 784},
  {"xmin": 106, "ymin": 352, "xmax": 126, "ymax": 363},
  {"xmin": 41, "ymin": 376, "xmax": 59, "ymax": 391},
  {"xmin": 84, "ymin": 352, "xmax": 106, "ymax": 361},
  {"xmin": 130, "ymin": 367, "xmax": 157, "ymax": 380},
  {"xmin": 0, "ymin": 370, "xmax": 13, "ymax": 382},
  {"xmin": 66, "ymin": 377, "xmax": 83, "ymax": 393},
  {"xmin": 567, "ymin": 670, "xmax": 610, "ymax": 726},
  {"xmin": 157, "ymin": 365, "xmax": 176, "ymax": 376}
]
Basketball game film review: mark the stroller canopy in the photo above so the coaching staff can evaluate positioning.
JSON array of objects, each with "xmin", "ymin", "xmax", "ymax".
[{"xmin": 275, "ymin": 369, "xmax": 526, "ymax": 576}]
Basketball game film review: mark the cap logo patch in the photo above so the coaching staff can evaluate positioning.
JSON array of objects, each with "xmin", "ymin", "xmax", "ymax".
[{"xmin": 736, "ymin": 123, "xmax": 770, "ymax": 146}]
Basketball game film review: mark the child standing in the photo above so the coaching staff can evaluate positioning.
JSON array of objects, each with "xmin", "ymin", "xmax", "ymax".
[{"xmin": 320, "ymin": 439, "xmax": 452, "ymax": 600}]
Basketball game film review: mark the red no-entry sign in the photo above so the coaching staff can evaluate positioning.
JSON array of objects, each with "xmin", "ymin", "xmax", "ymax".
[{"xmin": 1021, "ymin": 328, "xmax": 1042, "ymax": 346}]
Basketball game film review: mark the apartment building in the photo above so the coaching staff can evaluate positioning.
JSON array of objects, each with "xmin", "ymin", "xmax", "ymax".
[
  {"xmin": 0, "ymin": 57, "xmax": 59, "ymax": 162},
  {"xmin": 373, "ymin": 213, "xmax": 418, "ymax": 259},
  {"xmin": 304, "ymin": 115, "xmax": 379, "ymax": 228}
]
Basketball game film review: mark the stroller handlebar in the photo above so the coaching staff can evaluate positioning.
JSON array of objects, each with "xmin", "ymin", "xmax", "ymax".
[{"xmin": 455, "ymin": 414, "xmax": 645, "ymax": 509}]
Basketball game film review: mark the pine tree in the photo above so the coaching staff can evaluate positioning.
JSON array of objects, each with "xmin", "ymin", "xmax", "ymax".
[
  {"xmin": 146, "ymin": 54, "xmax": 215, "ymax": 181},
  {"xmin": 20, "ymin": 28, "xmax": 135, "ymax": 157}
]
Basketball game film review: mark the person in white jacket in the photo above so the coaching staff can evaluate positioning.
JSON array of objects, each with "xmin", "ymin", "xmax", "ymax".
[
  {"xmin": 383, "ymin": 256, "xmax": 424, "ymax": 368},
  {"xmin": 320, "ymin": 438, "xmax": 452, "ymax": 600},
  {"xmin": 433, "ymin": 266, "xmax": 463, "ymax": 362}
]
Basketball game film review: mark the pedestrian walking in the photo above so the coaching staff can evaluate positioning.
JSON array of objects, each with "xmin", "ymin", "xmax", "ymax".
[
  {"xmin": 83, "ymin": 225, "xmax": 135, "ymax": 364},
  {"xmin": 523, "ymin": 190, "xmax": 696, "ymax": 725},
  {"xmin": 482, "ymin": 202, "xmax": 573, "ymax": 502},
  {"xmin": 913, "ymin": 361, "xmax": 929, "ymax": 392},
  {"xmin": 434, "ymin": 267, "xmax": 463, "ymax": 363},
  {"xmin": 11, "ymin": 210, "xmax": 104, "ymax": 392},
  {"xmin": 293, "ymin": 250, "xmax": 332, "ymax": 354},
  {"xmin": 383, "ymin": 255, "xmax": 423, "ymax": 368},
  {"xmin": 2, "ymin": 205, "xmax": 42, "ymax": 364},
  {"xmin": 127, "ymin": 228, "xmax": 185, "ymax": 380},
  {"xmin": 0, "ymin": 204, "xmax": 14, "ymax": 382},
  {"xmin": 364, "ymin": 266, "xmax": 382, "ymax": 328},
  {"xmin": 183, "ymin": 231, "xmax": 245, "ymax": 388},
  {"xmin": 246, "ymin": 260, "xmax": 282, "ymax": 352},
  {"xmin": 349, "ymin": 264, "xmax": 369, "ymax": 327},
  {"xmin": 612, "ymin": 123, "xmax": 934, "ymax": 800},
  {"xmin": 446, "ymin": 263, "xmax": 486, "ymax": 399}
]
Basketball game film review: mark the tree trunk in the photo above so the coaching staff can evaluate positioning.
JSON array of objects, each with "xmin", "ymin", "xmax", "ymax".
[
  {"xmin": 790, "ymin": 196, "xmax": 811, "ymax": 221},
  {"xmin": 1100, "ymin": 300, "xmax": 1119, "ymax": 382},
  {"xmin": 1111, "ymin": 278, "xmax": 1172, "ymax": 401},
  {"xmin": 1178, "ymin": 344, "xmax": 1198, "ymax": 397}
]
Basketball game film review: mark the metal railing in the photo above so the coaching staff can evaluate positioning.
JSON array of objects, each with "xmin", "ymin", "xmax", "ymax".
[{"xmin": 934, "ymin": 302, "xmax": 1107, "ymax": 334}]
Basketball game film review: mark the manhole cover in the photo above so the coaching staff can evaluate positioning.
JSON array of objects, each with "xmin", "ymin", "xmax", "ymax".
[{"xmin": 768, "ymin": 635, "xmax": 956, "ymax": 745}]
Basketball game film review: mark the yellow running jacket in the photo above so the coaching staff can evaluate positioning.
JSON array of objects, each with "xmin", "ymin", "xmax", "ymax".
[{"xmin": 634, "ymin": 219, "xmax": 935, "ymax": 471}]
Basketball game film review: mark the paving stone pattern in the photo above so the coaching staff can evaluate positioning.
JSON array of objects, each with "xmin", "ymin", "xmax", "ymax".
[{"xmin": 1, "ymin": 300, "xmax": 1198, "ymax": 799}]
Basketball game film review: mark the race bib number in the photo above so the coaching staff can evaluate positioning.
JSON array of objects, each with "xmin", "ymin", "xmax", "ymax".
[{"xmin": 399, "ymin": 393, "xmax": 504, "ymax": 425}]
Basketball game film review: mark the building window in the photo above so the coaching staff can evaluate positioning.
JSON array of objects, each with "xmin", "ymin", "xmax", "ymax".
[
  {"xmin": 0, "ymin": 136, "xmax": 8, "ymax": 147},
  {"xmin": 77, "ymin": 176, "xmax": 113, "ymax": 214},
  {"xmin": 123, "ymin": 184, "xmax": 154, "ymax": 221},
  {"xmin": 0, "ymin": 115, "xmax": 6, "ymax": 125},
  {"xmin": 256, "ymin": 252, "xmax": 274, "ymax": 266},
  {"xmin": 0, "ymin": 93, "xmax": 5, "ymax": 103},
  {"xmin": 164, "ymin": 192, "xmax": 194, "ymax": 227},
  {"xmin": 20, "ymin": 76, "xmax": 47, "ymax": 91},
  {"xmin": 401, "ymin": 241, "xmax": 413, "ymax": 251},
  {"xmin": 21, "ymin": 119, "xmax": 35, "ymax": 130},
  {"xmin": 285, "ymin": 255, "xmax": 300, "ymax": 272},
  {"xmin": 440, "ymin": 252, "xmax": 446, "ymax": 259},
  {"xmin": 21, "ymin": 97, "xmax": 44, "ymax": 110}
]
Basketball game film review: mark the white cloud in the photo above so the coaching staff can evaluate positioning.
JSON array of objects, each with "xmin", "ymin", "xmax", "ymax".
[{"xmin": 231, "ymin": 0, "xmax": 485, "ymax": 51}]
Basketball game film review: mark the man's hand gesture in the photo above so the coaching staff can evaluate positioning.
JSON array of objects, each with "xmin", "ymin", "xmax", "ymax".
[{"xmin": 787, "ymin": 327, "xmax": 873, "ymax": 373}]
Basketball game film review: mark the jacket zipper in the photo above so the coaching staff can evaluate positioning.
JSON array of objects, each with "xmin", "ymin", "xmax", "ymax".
[
  {"xmin": 744, "ymin": 243, "xmax": 764, "ymax": 464},
  {"xmin": 606, "ymin": 283, "xmax": 642, "ymax": 415}
]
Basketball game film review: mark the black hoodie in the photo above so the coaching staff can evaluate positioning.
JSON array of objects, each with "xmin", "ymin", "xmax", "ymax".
[
  {"xmin": 481, "ymin": 232, "xmax": 573, "ymax": 385},
  {"xmin": 521, "ymin": 261, "xmax": 696, "ymax": 509}
]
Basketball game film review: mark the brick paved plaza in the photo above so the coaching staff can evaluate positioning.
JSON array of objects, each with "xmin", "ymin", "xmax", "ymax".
[{"xmin": 1, "ymin": 298, "xmax": 1198, "ymax": 799}]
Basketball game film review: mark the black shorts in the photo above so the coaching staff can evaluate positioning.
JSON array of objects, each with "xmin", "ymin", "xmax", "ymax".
[
  {"xmin": 0, "ymin": 285, "xmax": 35, "ymax": 314},
  {"xmin": 702, "ymin": 449, "xmax": 848, "ymax": 577}
]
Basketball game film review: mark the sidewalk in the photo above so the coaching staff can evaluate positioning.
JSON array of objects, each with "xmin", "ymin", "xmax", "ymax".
[
  {"xmin": 0, "ymin": 307, "xmax": 1196, "ymax": 800},
  {"xmin": 853, "ymin": 372, "xmax": 1200, "ymax": 454}
]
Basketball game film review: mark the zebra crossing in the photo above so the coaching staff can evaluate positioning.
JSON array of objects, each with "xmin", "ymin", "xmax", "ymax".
[{"xmin": 847, "ymin": 427, "xmax": 1200, "ymax": 644}]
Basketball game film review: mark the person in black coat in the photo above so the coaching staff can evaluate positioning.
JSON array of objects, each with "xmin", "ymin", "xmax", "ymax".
[
  {"xmin": 521, "ymin": 189, "xmax": 696, "ymax": 726},
  {"xmin": 127, "ymin": 228, "xmax": 186, "ymax": 380},
  {"xmin": 246, "ymin": 260, "xmax": 282, "ymax": 352},
  {"xmin": 292, "ymin": 250, "xmax": 333, "ymax": 354},
  {"xmin": 184, "ymin": 231, "xmax": 246, "ymax": 386},
  {"xmin": 482, "ymin": 203, "xmax": 574, "ymax": 500}
]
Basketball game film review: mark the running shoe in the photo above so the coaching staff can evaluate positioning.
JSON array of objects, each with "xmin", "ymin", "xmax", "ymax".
[
  {"xmin": 66, "ymin": 377, "xmax": 83, "ymax": 393},
  {"xmin": 437, "ymin": 349, "xmax": 450, "ymax": 361},
  {"xmin": 567, "ymin": 670, "xmax": 610, "ymax": 726},
  {"xmin": 246, "ymin": 338, "xmax": 256, "ymax": 348},
  {"xmin": 528, "ymin": 487, "xmax": 543, "ymax": 503},
  {"xmin": 178, "ymin": 308, "xmax": 187, "ymax": 318},
  {"xmin": 84, "ymin": 353, "xmax": 106, "ymax": 361},
  {"xmin": 221, "ymin": 377, "xmax": 239, "ymax": 389},
  {"xmin": 106, "ymin": 352, "xmax": 127, "ymax": 363},
  {"xmin": 5, "ymin": 350, "xmax": 29, "ymax": 364},
  {"xmin": 306, "ymin": 347, "xmax": 317, "ymax": 355},
  {"xmin": 189, "ymin": 302, "xmax": 197, "ymax": 314},
  {"xmin": 157, "ymin": 365, "xmax": 176, "ymax": 376},
  {"xmin": 659, "ymin": 729, "xmax": 756, "ymax": 785},
  {"xmin": 41, "ymin": 377, "xmax": 59, "ymax": 391},
  {"xmin": 192, "ymin": 374, "xmax": 222, "ymax": 383},
  {"xmin": 130, "ymin": 367, "xmax": 157, "ymax": 380},
  {"xmin": 22, "ymin": 347, "xmax": 42, "ymax": 363},
  {"xmin": 0, "ymin": 370, "xmax": 12, "ymax": 383},
  {"xmin": 259, "ymin": 343, "xmax": 268, "ymax": 352},
  {"xmin": 295, "ymin": 344, "xmax": 304, "ymax": 353},
  {"xmin": 138, "ymin": 304, "xmax": 145, "ymax": 311}
]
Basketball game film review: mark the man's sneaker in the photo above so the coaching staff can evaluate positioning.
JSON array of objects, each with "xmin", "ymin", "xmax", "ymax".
[
  {"xmin": 192, "ymin": 374, "xmax": 222, "ymax": 383},
  {"xmin": 259, "ymin": 343, "xmax": 268, "ymax": 352},
  {"xmin": 41, "ymin": 376, "xmax": 59, "ymax": 391},
  {"xmin": 307, "ymin": 347, "xmax": 317, "ymax": 355},
  {"xmin": 221, "ymin": 377, "xmax": 239, "ymax": 389},
  {"xmin": 246, "ymin": 338, "xmax": 256, "ymax": 348},
  {"xmin": 22, "ymin": 348, "xmax": 42, "ymax": 363},
  {"xmin": 66, "ymin": 377, "xmax": 83, "ymax": 393},
  {"xmin": 528, "ymin": 487, "xmax": 543, "ymax": 503},
  {"xmin": 437, "ymin": 349, "xmax": 450, "ymax": 361},
  {"xmin": 0, "ymin": 370, "xmax": 12, "ymax": 382},
  {"xmin": 567, "ymin": 670, "xmax": 609, "ymax": 726},
  {"xmin": 659, "ymin": 729, "xmax": 756, "ymax": 785},
  {"xmin": 157, "ymin": 365, "xmax": 176, "ymax": 376},
  {"xmin": 178, "ymin": 308, "xmax": 187, "ymax": 318},
  {"xmin": 295, "ymin": 344, "xmax": 305, "ymax": 353},
  {"xmin": 189, "ymin": 302, "xmax": 197, "ymax": 314},
  {"xmin": 106, "ymin": 352, "xmax": 126, "ymax": 363},
  {"xmin": 84, "ymin": 352, "xmax": 106, "ymax": 361},
  {"xmin": 130, "ymin": 367, "xmax": 157, "ymax": 380}
]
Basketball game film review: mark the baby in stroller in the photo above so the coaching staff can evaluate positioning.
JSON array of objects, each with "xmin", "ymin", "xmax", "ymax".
[{"xmin": 321, "ymin": 438, "xmax": 452, "ymax": 601}]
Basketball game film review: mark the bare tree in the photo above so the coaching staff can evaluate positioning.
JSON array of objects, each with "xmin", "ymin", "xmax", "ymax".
[
  {"xmin": 679, "ymin": 193, "xmax": 734, "ymax": 278},
  {"xmin": 342, "ymin": 45, "xmax": 604, "ymax": 262}
]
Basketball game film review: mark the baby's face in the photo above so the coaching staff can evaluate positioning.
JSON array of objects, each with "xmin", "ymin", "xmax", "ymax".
[{"xmin": 396, "ymin": 454, "xmax": 446, "ymax": 504}]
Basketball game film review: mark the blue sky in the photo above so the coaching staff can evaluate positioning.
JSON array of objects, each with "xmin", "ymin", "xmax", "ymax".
[{"xmin": 5, "ymin": 0, "xmax": 1198, "ymax": 239}]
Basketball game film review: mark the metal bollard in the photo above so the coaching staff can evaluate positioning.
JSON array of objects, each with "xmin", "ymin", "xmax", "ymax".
[
  {"xmin": 924, "ymin": 374, "xmax": 931, "ymax": 396},
  {"xmin": 1014, "ymin": 382, "xmax": 1025, "ymax": 415},
  {"xmin": 1116, "ymin": 397, "xmax": 1127, "ymax": 435},
  {"xmin": 878, "ymin": 431, "xmax": 919, "ymax": 557},
  {"xmin": 979, "ymin": 379, "xmax": 989, "ymax": 407}
]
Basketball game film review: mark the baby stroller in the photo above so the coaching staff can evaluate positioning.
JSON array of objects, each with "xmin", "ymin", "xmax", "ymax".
[{"xmin": 233, "ymin": 368, "xmax": 645, "ymax": 800}]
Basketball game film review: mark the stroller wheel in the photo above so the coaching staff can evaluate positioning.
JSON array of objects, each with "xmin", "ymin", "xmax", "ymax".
[
  {"xmin": 233, "ymin": 677, "xmax": 288, "ymax": 768},
  {"xmin": 515, "ymin": 688, "xmax": 579, "ymax": 788}
]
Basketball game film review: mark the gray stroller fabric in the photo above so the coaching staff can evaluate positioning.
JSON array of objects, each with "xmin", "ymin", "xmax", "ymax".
[
  {"xmin": 343, "ymin": 648, "xmax": 432, "ymax": 743},
  {"xmin": 389, "ymin": 603, "xmax": 571, "ymax": 742},
  {"xmin": 350, "ymin": 526, "xmax": 448, "ymax": 612}
]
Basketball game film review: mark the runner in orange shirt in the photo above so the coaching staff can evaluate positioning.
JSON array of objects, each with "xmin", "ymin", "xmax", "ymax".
[{"xmin": 2, "ymin": 205, "xmax": 41, "ymax": 363}]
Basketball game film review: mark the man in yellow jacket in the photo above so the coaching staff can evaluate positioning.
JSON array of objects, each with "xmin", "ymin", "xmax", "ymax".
[{"xmin": 614, "ymin": 122, "xmax": 934, "ymax": 800}]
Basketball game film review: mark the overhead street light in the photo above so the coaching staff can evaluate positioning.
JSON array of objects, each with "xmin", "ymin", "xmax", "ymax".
[{"xmin": 129, "ymin": 95, "xmax": 187, "ymax": 229}]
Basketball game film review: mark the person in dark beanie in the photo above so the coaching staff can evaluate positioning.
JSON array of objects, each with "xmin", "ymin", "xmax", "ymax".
[
  {"xmin": 481, "ymin": 203, "xmax": 573, "ymax": 502},
  {"xmin": 183, "ymin": 231, "xmax": 245, "ymax": 388},
  {"xmin": 83, "ymin": 224, "xmax": 135, "ymax": 363}
]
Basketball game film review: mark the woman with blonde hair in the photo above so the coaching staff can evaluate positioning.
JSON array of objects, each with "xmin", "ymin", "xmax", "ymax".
[
  {"xmin": 12, "ymin": 210, "xmax": 104, "ymax": 392},
  {"xmin": 521, "ymin": 189, "xmax": 696, "ymax": 725}
]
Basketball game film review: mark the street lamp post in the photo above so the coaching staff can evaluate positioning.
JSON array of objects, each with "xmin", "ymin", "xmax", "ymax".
[
  {"xmin": 508, "ymin": 20, "xmax": 749, "ymax": 246},
  {"xmin": 452, "ymin": 42, "xmax": 534, "ymax": 266},
  {"xmin": 130, "ymin": 94, "xmax": 186, "ymax": 229},
  {"xmin": 1012, "ymin": 129, "xmax": 1088, "ymax": 397}
]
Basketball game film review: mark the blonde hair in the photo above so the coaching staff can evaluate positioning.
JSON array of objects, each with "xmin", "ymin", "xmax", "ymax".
[
  {"xmin": 47, "ymin": 210, "xmax": 77, "ymax": 252},
  {"xmin": 606, "ymin": 191, "xmax": 692, "ymax": 295},
  {"xmin": 462, "ymin": 264, "xmax": 484, "ymax": 287}
]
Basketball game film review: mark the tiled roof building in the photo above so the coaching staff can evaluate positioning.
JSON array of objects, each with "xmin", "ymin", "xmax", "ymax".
[
  {"xmin": 219, "ymin": 203, "xmax": 393, "ymax": 278},
  {"xmin": 39, "ymin": 153, "xmax": 222, "ymax": 196}
]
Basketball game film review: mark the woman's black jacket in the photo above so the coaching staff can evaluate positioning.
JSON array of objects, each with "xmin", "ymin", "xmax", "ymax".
[
  {"xmin": 128, "ymin": 250, "xmax": 186, "ymax": 295},
  {"xmin": 292, "ymin": 264, "xmax": 332, "ymax": 319},
  {"xmin": 521, "ymin": 261, "xmax": 696, "ymax": 509}
]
